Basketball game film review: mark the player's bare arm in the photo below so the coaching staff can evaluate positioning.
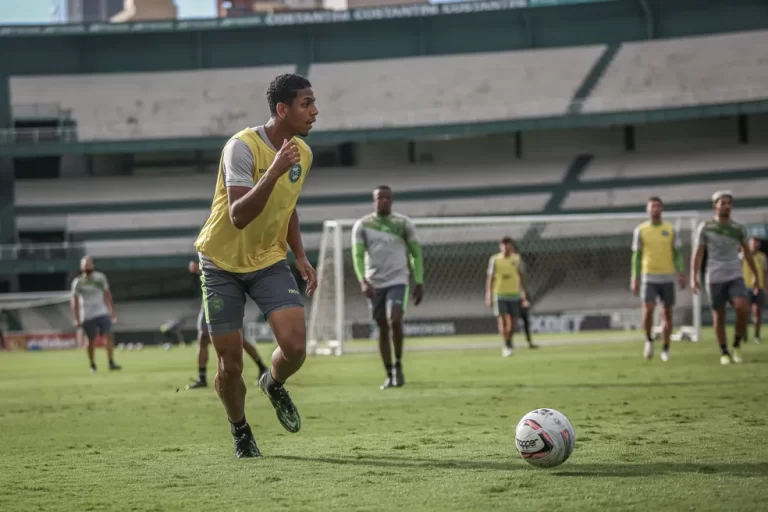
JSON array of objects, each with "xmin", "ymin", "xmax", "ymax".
[
  {"xmin": 228, "ymin": 139, "xmax": 300, "ymax": 229},
  {"xmin": 351, "ymin": 221, "xmax": 376, "ymax": 299},
  {"xmin": 287, "ymin": 209, "xmax": 317, "ymax": 296},
  {"xmin": 407, "ymin": 233, "xmax": 424, "ymax": 305},
  {"xmin": 519, "ymin": 269, "xmax": 530, "ymax": 308},
  {"xmin": 105, "ymin": 289, "xmax": 116, "ymax": 322},
  {"xmin": 485, "ymin": 267, "xmax": 494, "ymax": 307},
  {"xmin": 71, "ymin": 291, "xmax": 81, "ymax": 327},
  {"xmin": 691, "ymin": 243, "xmax": 705, "ymax": 294}
]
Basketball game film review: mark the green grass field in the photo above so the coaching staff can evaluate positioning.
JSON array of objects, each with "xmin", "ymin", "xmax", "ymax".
[{"xmin": 2, "ymin": 330, "xmax": 767, "ymax": 512}]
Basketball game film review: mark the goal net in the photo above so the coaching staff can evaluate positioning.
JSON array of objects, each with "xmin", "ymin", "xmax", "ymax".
[
  {"xmin": 307, "ymin": 212, "xmax": 702, "ymax": 356},
  {"xmin": 0, "ymin": 291, "xmax": 79, "ymax": 350}
]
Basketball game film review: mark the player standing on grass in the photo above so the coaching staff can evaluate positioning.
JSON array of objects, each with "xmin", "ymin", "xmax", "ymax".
[
  {"xmin": 486, "ymin": 237, "xmax": 533, "ymax": 357},
  {"xmin": 351, "ymin": 185, "xmax": 424, "ymax": 390},
  {"xmin": 185, "ymin": 260, "xmax": 268, "ymax": 390},
  {"xmin": 194, "ymin": 74, "xmax": 317, "ymax": 458},
  {"xmin": 692, "ymin": 191, "xmax": 760, "ymax": 365},
  {"xmin": 71, "ymin": 256, "xmax": 121, "ymax": 373},
  {"xmin": 741, "ymin": 236, "xmax": 767, "ymax": 344},
  {"xmin": 631, "ymin": 197, "xmax": 686, "ymax": 362}
]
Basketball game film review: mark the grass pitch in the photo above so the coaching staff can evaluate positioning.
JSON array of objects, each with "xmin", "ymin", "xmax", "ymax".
[{"xmin": 2, "ymin": 330, "xmax": 767, "ymax": 512}]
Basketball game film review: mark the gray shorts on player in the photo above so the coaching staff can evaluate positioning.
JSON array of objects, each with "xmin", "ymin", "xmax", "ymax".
[
  {"xmin": 82, "ymin": 314, "xmax": 112, "ymax": 342},
  {"xmin": 707, "ymin": 278, "xmax": 748, "ymax": 310},
  {"xmin": 749, "ymin": 289, "xmax": 765, "ymax": 307},
  {"xmin": 201, "ymin": 260, "xmax": 303, "ymax": 336},
  {"xmin": 494, "ymin": 297, "xmax": 521, "ymax": 318},
  {"xmin": 197, "ymin": 303, "xmax": 209, "ymax": 337},
  {"xmin": 370, "ymin": 284, "xmax": 407, "ymax": 322},
  {"xmin": 642, "ymin": 282, "xmax": 676, "ymax": 307}
]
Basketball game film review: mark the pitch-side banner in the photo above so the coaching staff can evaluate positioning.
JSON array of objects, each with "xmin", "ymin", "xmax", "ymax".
[
  {"xmin": 352, "ymin": 313, "xmax": 611, "ymax": 339},
  {"xmin": 0, "ymin": 0, "xmax": 616, "ymax": 36}
]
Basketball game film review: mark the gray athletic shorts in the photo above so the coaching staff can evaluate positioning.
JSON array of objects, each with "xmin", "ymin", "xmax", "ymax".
[
  {"xmin": 201, "ymin": 259, "xmax": 303, "ymax": 336},
  {"xmin": 82, "ymin": 314, "xmax": 112, "ymax": 342},
  {"xmin": 197, "ymin": 303, "xmax": 209, "ymax": 337},
  {"xmin": 642, "ymin": 282, "xmax": 676, "ymax": 307},
  {"xmin": 494, "ymin": 297, "xmax": 521, "ymax": 317},
  {"xmin": 749, "ymin": 289, "xmax": 765, "ymax": 306},
  {"xmin": 707, "ymin": 278, "xmax": 748, "ymax": 310},
  {"xmin": 370, "ymin": 284, "xmax": 408, "ymax": 322}
]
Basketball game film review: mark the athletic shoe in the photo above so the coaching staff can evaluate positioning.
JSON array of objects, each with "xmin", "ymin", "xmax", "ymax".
[
  {"xmin": 185, "ymin": 379, "xmax": 207, "ymax": 390},
  {"xmin": 109, "ymin": 363, "xmax": 122, "ymax": 371},
  {"xmin": 393, "ymin": 366, "xmax": 405, "ymax": 387},
  {"xmin": 232, "ymin": 425, "xmax": 262, "ymax": 458},
  {"xmin": 643, "ymin": 341, "xmax": 654, "ymax": 360},
  {"xmin": 502, "ymin": 346, "xmax": 513, "ymax": 358},
  {"xmin": 528, "ymin": 343, "xmax": 539, "ymax": 349},
  {"xmin": 720, "ymin": 354, "xmax": 732, "ymax": 366},
  {"xmin": 380, "ymin": 376, "xmax": 395, "ymax": 390},
  {"xmin": 660, "ymin": 350, "xmax": 669, "ymax": 362},
  {"xmin": 732, "ymin": 349, "xmax": 743, "ymax": 364},
  {"xmin": 258, "ymin": 373, "xmax": 301, "ymax": 433},
  {"xmin": 90, "ymin": 366, "xmax": 97, "ymax": 374},
  {"xmin": 754, "ymin": 337, "xmax": 761, "ymax": 344}
]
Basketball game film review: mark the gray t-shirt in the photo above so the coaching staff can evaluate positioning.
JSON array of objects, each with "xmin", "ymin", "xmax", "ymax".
[
  {"xmin": 695, "ymin": 218, "xmax": 747, "ymax": 284},
  {"xmin": 71, "ymin": 271, "xmax": 110, "ymax": 321},
  {"xmin": 352, "ymin": 212, "xmax": 418, "ymax": 289}
]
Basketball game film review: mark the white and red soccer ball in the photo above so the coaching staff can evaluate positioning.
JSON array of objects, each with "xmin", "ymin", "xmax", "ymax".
[{"xmin": 515, "ymin": 408, "xmax": 576, "ymax": 468}]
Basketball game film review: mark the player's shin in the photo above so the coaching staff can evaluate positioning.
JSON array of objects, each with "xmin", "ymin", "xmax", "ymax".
[
  {"xmin": 377, "ymin": 319, "xmax": 393, "ymax": 373},
  {"xmin": 712, "ymin": 309, "xmax": 729, "ymax": 355},
  {"xmin": 211, "ymin": 332, "xmax": 247, "ymax": 423},
  {"xmin": 733, "ymin": 299, "xmax": 749, "ymax": 348},
  {"xmin": 642, "ymin": 303, "xmax": 655, "ymax": 343},
  {"xmin": 753, "ymin": 304, "xmax": 762, "ymax": 340}
]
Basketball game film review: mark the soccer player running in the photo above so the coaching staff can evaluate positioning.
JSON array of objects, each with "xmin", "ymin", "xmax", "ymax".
[
  {"xmin": 71, "ymin": 256, "xmax": 121, "ymax": 373},
  {"xmin": 631, "ymin": 197, "xmax": 686, "ymax": 362},
  {"xmin": 351, "ymin": 185, "xmax": 424, "ymax": 390},
  {"xmin": 692, "ymin": 191, "xmax": 760, "ymax": 365},
  {"xmin": 194, "ymin": 74, "xmax": 318, "ymax": 458},
  {"xmin": 486, "ymin": 237, "xmax": 533, "ymax": 357},
  {"xmin": 741, "ymin": 236, "xmax": 767, "ymax": 344},
  {"xmin": 185, "ymin": 260, "xmax": 269, "ymax": 390}
]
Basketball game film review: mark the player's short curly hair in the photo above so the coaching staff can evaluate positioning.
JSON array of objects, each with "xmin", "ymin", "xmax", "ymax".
[{"xmin": 267, "ymin": 73, "xmax": 312, "ymax": 115}]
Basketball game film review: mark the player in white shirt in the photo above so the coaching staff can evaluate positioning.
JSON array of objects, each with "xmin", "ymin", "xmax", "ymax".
[{"xmin": 71, "ymin": 256, "xmax": 121, "ymax": 373}]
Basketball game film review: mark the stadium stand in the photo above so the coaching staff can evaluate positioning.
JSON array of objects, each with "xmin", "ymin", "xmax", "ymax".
[
  {"xmin": 584, "ymin": 30, "xmax": 768, "ymax": 113},
  {"xmin": 9, "ymin": 65, "xmax": 296, "ymax": 141},
  {"xmin": 308, "ymin": 46, "xmax": 605, "ymax": 130}
]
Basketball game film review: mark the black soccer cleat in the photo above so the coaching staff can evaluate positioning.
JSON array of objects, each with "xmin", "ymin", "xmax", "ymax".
[
  {"xmin": 232, "ymin": 425, "xmax": 262, "ymax": 458},
  {"xmin": 393, "ymin": 366, "xmax": 405, "ymax": 387},
  {"xmin": 185, "ymin": 379, "xmax": 208, "ymax": 390},
  {"xmin": 258, "ymin": 373, "xmax": 301, "ymax": 433},
  {"xmin": 109, "ymin": 363, "xmax": 122, "ymax": 371},
  {"xmin": 528, "ymin": 343, "xmax": 540, "ymax": 349}
]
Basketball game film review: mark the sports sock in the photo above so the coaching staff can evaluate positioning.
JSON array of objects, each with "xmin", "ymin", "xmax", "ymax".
[
  {"xmin": 394, "ymin": 360, "xmax": 401, "ymax": 369},
  {"xmin": 719, "ymin": 344, "xmax": 729, "ymax": 356},
  {"xmin": 384, "ymin": 363, "xmax": 394, "ymax": 377},
  {"xmin": 645, "ymin": 333, "xmax": 654, "ymax": 343},
  {"xmin": 198, "ymin": 367, "xmax": 206, "ymax": 382},
  {"xmin": 734, "ymin": 334, "xmax": 743, "ymax": 348},
  {"xmin": 257, "ymin": 361, "xmax": 268, "ymax": 374},
  {"xmin": 662, "ymin": 343, "xmax": 670, "ymax": 352},
  {"xmin": 90, "ymin": 362, "xmax": 96, "ymax": 370},
  {"xmin": 264, "ymin": 371, "xmax": 284, "ymax": 393},
  {"xmin": 230, "ymin": 416, "xmax": 248, "ymax": 434},
  {"xmin": 109, "ymin": 359, "xmax": 115, "ymax": 366},
  {"xmin": 504, "ymin": 340, "xmax": 512, "ymax": 348}
]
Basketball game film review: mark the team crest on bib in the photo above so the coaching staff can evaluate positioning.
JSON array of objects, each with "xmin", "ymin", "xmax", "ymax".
[{"xmin": 289, "ymin": 163, "xmax": 302, "ymax": 183}]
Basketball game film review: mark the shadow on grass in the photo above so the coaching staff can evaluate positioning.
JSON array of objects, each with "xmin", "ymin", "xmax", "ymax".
[{"xmin": 272, "ymin": 454, "xmax": 768, "ymax": 477}]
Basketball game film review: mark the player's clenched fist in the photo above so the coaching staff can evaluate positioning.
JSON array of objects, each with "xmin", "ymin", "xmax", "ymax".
[{"xmin": 270, "ymin": 139, "xmax": 301, "ymax": 174}]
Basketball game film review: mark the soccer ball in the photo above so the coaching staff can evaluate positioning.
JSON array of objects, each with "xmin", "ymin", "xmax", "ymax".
[{"xmin": 515, "ymin": 408, "xmax": 576, "ymax": 468}]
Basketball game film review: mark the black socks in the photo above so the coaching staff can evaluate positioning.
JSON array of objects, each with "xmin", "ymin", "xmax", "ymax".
[
  {"xmin": 198, "ymin": 367, "xmax": 206, "ymax": 383},
  {"xmin": 231, "ymin": 416, "xmax": 249, "ymax": 435},
  {"xmin": 264, "ymin": 371, "xmax": 283, "ymax": 393}
]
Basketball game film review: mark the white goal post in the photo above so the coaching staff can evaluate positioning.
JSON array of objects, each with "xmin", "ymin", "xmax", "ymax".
[{"xmin": 307, "ymin": 212, "xmax": 702, "ymax": 356}]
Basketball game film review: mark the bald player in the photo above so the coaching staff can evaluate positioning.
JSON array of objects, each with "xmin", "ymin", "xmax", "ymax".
[
  {"xmin": 195, "ymin": 73, "xmax": 317, "ymax": 458},
  {"xmin": 352, "ymin": 185, "xmax": 424, "ymax": 390},
  {"xmin": 71, "ymin": 256, "xmax": 121, "ymax": 373}
]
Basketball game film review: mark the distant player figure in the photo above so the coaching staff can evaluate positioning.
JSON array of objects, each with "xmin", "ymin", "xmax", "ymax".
[
  {"xmin": 185, "ymin": 260, "xmax": 268, "ymax": 390},
  {"xmin": 194, "ymin": 73, "xmax": 318, "ymax": 458},
  {"xmin": 631, "ymin": 196, "xmax": 686, "ymax": 362},
  {"xmin": 160, "ymin": 317, "xmax": 186, "ymax": 347},
  {"xmin": 510, "ymin": 240, "xmax": 536, "ymax": 349},
  {"xmin": 692, "ymin": 191, "xmax": 760, "ymax": 365},
  {"xmin": 486, "ymin": 237, "xmax": 534, "ymax": 357},
  {"xmin": 351, "ymin": 185, "xmax": 424, "ymax": 390},
  {"xmin": 70, "ymin": 256, "xmax": 121, "ymax": 373},
  {"xmin": 741, "ymin": 236, "xmax": 767, "ymax": 344}
]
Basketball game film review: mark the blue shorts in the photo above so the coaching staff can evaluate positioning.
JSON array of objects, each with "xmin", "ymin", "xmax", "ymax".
[
  {"xmin": 82, "ymin": 314, "xmax": 112, "ymax": 342},
  {"xmin": 642, "ymin": 282, "xmax": 676, "ymax": 307}
]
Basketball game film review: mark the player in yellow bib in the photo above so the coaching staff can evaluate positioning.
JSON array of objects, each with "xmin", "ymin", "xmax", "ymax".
[
  {"xmin": 486, "ymin": 237, "xmax": 532, "ymax": 357},
  {"xmin": 741, "ymin": 236, "xmax": 768, "ymax": 343},
  {"xmin": 194, "ymin": 74, "xmax": 318, "ymax": 458},
  {"xmin": 631, "ymin": 197, "xmax": 686, "ymax": 362}
]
